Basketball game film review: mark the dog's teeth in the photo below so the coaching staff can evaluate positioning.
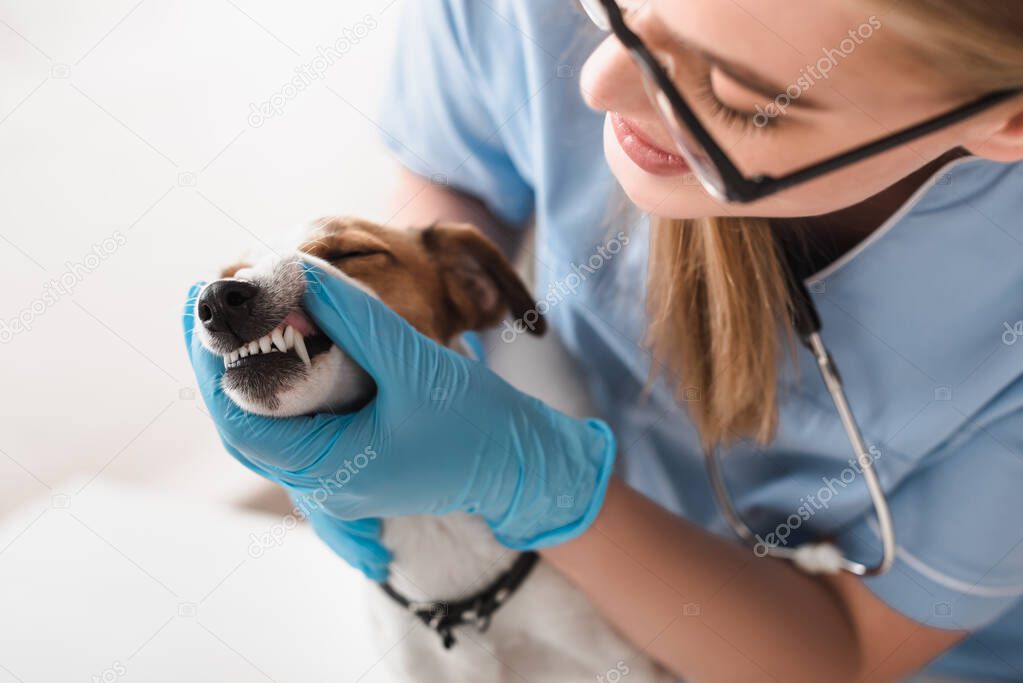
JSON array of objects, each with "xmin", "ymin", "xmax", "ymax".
[
  {"xmin": 247, "ymin": 340, "xmax": 259, "ymax": 355},
  {"xmin": 293, "ymin": 332, "xmax": 311, "ymax": 368},
  {"xmin": 229, "ymin": 351, "xmax": 239, "ymax": 364},
  {"xmin": 258, "ymin": 335, "xmax": 272, "ymax": 354},
  {"xmin": 271, "ymin": 327, "xmax": 287, "ymax": 352},
  {"xmin": 239, "ymin": 345, "xmax": 249, "ymax": 358},
  {"xmin": 283, "ymin": 325, "xmax": 295, "ymax": 350},
  {"xmin": 224, "ymin": 356, "xmax": 229, "ymax": 368}
]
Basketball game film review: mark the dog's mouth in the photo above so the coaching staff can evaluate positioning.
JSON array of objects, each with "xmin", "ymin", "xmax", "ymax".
[
  {"xmin": 196, "ymin": 257, "xmax": 378, "ymax": 417},
  {"xmin": 220, "ymin": 307, "xmax": 332, "ymax": 371},
  {"xmin": 214, "ymin": 304, "xmax": 344, "ymax": 415}
]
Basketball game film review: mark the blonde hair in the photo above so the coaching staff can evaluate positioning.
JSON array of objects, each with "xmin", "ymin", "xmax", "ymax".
[{"xmin": 647, "ymin": 1, "xmax": 1023, "ymax": 448}]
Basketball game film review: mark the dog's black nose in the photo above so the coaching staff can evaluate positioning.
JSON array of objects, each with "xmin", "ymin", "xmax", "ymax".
[{"xmin": 197, "ymin": 279, "xmax": 258, "ymax": 335}]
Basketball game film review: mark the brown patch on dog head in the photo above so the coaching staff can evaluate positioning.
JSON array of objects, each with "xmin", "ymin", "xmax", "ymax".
[
  {"xmin": 422, "ymin": 222, "xmax": 545, "ymax": 339},
  {"xmin": 296, "ymin": 217, "xmax": 543, "ymax": 344},
  {"xmin": 299, "ymin": 217, "xmax": 446, "ymax": 341}
]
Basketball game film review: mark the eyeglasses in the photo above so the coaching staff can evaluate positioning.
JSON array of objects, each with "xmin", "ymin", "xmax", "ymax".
[{"xmin": 579, "ymin": 0, "xmax": 1022, "ymax": 203}]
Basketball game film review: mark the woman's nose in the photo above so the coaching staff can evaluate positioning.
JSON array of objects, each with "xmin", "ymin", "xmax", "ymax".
[{"xmin": 580, "ymin": 35, "xmax": 652, "ymax": 117}]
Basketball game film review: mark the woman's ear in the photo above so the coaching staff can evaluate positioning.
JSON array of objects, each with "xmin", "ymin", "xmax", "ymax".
[
  {"xmin": 422, "ymin": 222, "xmax": 546, "ymax": 338},
  {"xmin": 963, "ymin": 100, "xmax": 1023, "ymax": 162}
]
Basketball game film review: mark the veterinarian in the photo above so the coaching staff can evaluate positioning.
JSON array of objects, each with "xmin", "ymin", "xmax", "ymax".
[{"xmin": 185, "ymin": 1, "xmax": 1023, "ymax": 680}]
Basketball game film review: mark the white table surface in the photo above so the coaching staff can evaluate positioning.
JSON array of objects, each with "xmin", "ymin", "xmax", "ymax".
[{"xmin": 0, "ymin": 477, "xmax": 415, "ymax": 683}]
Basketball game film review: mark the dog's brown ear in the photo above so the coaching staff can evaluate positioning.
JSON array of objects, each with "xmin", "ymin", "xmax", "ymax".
[{"xmin": 423, "ymin": 222, "xmax": 546, "ymax": 338}]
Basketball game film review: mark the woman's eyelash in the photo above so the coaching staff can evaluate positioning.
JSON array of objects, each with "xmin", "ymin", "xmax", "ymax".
[{"xmin": 693, "ymin": 71, "xmax": 772, "ymax": 134}]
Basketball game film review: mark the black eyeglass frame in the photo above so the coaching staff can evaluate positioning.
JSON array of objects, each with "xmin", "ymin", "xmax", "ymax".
[{"xmin": 595, "ymin": 0, "xmax": 1023, "ymax": 203}]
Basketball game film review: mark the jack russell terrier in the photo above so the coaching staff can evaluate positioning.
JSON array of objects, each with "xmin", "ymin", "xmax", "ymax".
[{"xmin": 194, "ymin": 216, "xmax": 672, "ymax": 682}]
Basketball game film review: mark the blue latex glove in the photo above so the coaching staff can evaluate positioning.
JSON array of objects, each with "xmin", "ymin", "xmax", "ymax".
[
  {"xmin": 184, "ymin": 283, "xmax": 391, "ymax": 581},
  {"xmin": 184, "ymin": 263, "xmax": 615, "ymax": 556}
]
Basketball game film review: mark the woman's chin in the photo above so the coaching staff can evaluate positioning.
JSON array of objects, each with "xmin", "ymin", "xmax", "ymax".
[
  {"xmin": 605, "ymin": 149, "xmax": 710, "ymax": 219},
  {"xmin": 602, "ymin": 118, "xmax": 714, "ymax": 219}
]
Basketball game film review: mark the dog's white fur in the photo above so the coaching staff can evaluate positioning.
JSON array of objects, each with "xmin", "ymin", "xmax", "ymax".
[{"xmin": 200, "ymin": 252, "xmax": 673, "ymax": 682}]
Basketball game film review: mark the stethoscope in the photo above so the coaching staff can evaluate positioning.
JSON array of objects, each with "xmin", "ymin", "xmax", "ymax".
[{"xmin": 704, "ymin": 253, "xmax": 896, "ymax": 576}]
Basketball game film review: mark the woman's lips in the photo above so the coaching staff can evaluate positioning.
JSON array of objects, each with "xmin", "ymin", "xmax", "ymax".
[{"xmin": 611, "ymin": 112, "xmax": 691, "ymax": 177}]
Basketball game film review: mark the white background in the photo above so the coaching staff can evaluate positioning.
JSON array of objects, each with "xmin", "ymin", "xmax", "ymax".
[{"xmin": 0, "ymin": 0, "xmax": 403, "ymax": 513}]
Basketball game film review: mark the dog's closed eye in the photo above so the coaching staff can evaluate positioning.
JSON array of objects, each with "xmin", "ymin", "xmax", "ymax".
[
  {"xmin": 328, "ymin": 249, "xmax": 389, "ymax": 260},
  {"xmin": 309, "ymin": 229, "xmax": 393, "ymax": 263}
]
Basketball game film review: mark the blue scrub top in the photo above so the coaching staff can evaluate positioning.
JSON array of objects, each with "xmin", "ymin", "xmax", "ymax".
[{"xmin": 378, "ymin": 1, "xmax": 1023, "ymax": 678}]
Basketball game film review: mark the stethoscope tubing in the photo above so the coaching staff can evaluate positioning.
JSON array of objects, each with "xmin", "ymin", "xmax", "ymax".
[{"xmin": 705, "ymin": 264, "xmax": 896, "ymax": 576}]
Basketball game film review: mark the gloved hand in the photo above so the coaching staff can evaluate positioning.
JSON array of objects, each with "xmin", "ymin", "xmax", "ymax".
[
  {"xmin": 184, "ymin": 283, "xmax": 391, "ymax": 581},
  {"xmin": 184, "ymin": 260, "xmax": 615, "ymax": 560}
]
